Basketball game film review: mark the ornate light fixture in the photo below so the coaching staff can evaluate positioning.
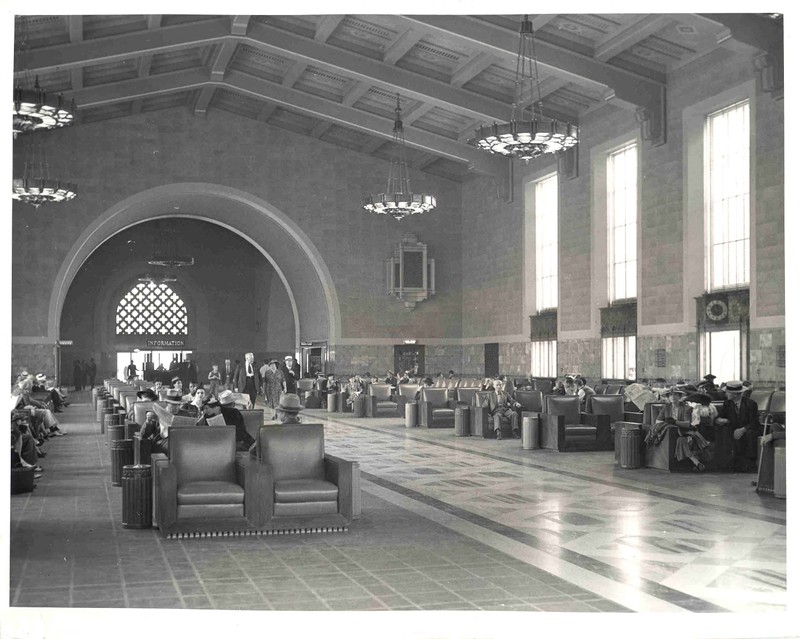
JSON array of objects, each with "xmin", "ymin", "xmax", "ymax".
[
  {"xmin": 13, "ymin": 17, "xmax": 77, "ymax": 138},
  {"xmin": 470, "ymin": 15, "xmax": 578, "ymax": 163},
  {"xmin": 362, "ymin": 95, "xmax": 436, "ymax": 221},
  {"xmin": 12, "ymin": 136, "xmax": 77, "ymax": 209},
  {"xmin": 138, "ymin": 271, "xmax": 178, "ymax": 286},
  {"xmin": 147, "ymin": 220, "xmax": 194, "ymax": 268}
]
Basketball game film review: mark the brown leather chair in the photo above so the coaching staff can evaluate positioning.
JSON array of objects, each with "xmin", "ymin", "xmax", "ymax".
[
  {"xmin": 533, "ymin": 379, "xmax": 554, "ymax": 393},
  {"xmin": 419, "ymin": 387, "xmax": 455, "ymax": 428},
  {"xmin": 395, "ymin": 384, "xmax": 419, "ymax": 415},
  {"xmin": 471, "ymin": 391, "xmax": 492, "ymax": 436},
  {"xmin": 540, "ymin": 395, "xmax": 612, "ymax": 451},
  {"xmin": 156, "ymin": 426, "xmax": 267, "ymax": 537},
  {"xmin": 252, "ymin": 423, "xmax": 354, "ymax": 532},
  {"xmin": 604, "ymin": 384, "xmax": 623, "ymax": 395},
  {"xmin": 365, "ymin": 384, "xmax": 401, "ymax": 417},
  {"xmin": 514, "ymin": 389, "xmax": 543, "ymax": 416},
  {"xmin": 587, "ymin": 395, "xmax": 640, "ymax": 459}
]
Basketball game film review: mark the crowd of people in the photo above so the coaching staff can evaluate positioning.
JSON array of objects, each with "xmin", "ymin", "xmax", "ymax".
[{"xmin": 11, "ymin": 372, "xmax": 69, "ymax": 486}]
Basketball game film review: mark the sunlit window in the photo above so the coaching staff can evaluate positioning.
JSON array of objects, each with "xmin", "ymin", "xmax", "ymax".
[
  {"xmin": 607, "ymin": 142, "xmax": 637, "ymax": 302},
  {"xmin": 116, "ymin": 282, "xmax": 188, "ymax": 335},
  {"xmin": 602, "ymin": 335, "xmax": 636, "ymax": 380},
  {"xmin": 699, "ymin": 330, "xmax": 741, "ymax": 381},
  {"xmin": 534, "ymin": 173, "xmax": 559, "ymax": 312},
  {"xmin": 531, "ymin": 340, "xmax": 557, "ymax": 377}
]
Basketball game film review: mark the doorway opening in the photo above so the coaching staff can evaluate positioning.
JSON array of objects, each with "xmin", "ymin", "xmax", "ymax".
[{"xmin": 116, "ymin": 350, "xmax": 193, "ymax": 381}]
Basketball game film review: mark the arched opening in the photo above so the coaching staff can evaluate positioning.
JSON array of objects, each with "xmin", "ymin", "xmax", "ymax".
[{"xmin": 51, "ymin": 183, "xmax": 342, "ymax": 378}]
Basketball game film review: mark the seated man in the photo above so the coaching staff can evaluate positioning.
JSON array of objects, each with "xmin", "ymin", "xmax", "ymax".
[
  {"xmin": 576, "ymin": 376, "xmax": 595, "ymax": 410},
  {"xmin": 139, "ymin": 409, "xmax": 169, "ymax": 456},
  {"xmin": 716, "ymin": 380, "xmax": 761, "ymax": 472},
  {"xmin": 181, "ymin": 382, "xmax": 198, "ymax": 403},
  {"xmin": 217, "ymin": 390, "xmax": 256, "ymax": 452},
  {"xmin": 483, "ymin": 378, "xmax": 521, "ymax": 440}
]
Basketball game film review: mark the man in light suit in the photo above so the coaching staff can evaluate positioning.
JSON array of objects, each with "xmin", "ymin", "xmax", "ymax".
[
  {"xmin": 235, "ymin": 352, "xmax": 261, "ymax": 408},
  {"xmin": 483, "ymin": 378, "xmax": 521, "ymax": 440}
]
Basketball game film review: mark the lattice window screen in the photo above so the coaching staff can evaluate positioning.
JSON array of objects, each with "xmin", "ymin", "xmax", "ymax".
[{"xmin": 115, "ymin": 282, "xmax": 188, "ymax": 335}]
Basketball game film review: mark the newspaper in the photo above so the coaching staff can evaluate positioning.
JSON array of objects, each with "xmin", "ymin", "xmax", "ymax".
[
  {"xmin": 623, "ymin": 384, "xmax": 659, "ymax": 412},
  {"xmin": 151, "ymin": 402, "xmax": 200, "ymax": 431},
  {"xmin": 206, "ymin": 413, "xmax": 228, "ymax": 426},
  {"xmin": 229, "ymin": 392, "xmax": 252, "ymax": 409}
]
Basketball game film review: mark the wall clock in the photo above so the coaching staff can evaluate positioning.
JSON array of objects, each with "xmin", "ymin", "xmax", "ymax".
[{"xmin": 705, "ymin": 299, "xmax": 728, "ymax": 322}]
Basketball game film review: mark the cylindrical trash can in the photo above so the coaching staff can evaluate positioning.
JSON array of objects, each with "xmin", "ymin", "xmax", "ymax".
[
  {"xmin": 455, "ymin": 406, "xmax": 470, "ymax": 437},
  {"xmin": 122, "ymin": 464, "xmax": 152, "ymax": 529},
  {"xmin": 405, "ymin": 402, "xmax": 417, "ymax": 428},
  {"xmin": 338, "ymin": 391, "xmax": 350, "ymax": 413},
  {"xmin": 105, "ymin": 414, "xmax": 123, "ymax": 445},
  {"xmin": 91, "ymin": 388, "xmax": 101, "ymax": 409},
  {"xmin": 96, "ymin": 399, "xmax": 110, "ymax": 423},
  {"xmin": 619, "ymin": 425, "xmax": 642, "ymax": 469},
  {"xmin": 774, "ymin": 443, "xmax": 786, "ymax": 499},
  {"xmin": 110, "ymin": 439, "xmax": 133, "ymax": 487},
  {"xmin": 107, "ymin": 423, "xmax": 125, "ymax": 452},
  {"xmin": 522, "ymin": 415, "xmax": 540, "ymax": 450},
  {"xmin": 352, "ymin": 394, "xmax": 366, "ymax": 418},
  {"xmin": 327, "ymin": 392, "xmax": 338, "ymax": 413},
  {"xmin": 99, "ymin": 408, "xmax": 114, "ymax": 434}
]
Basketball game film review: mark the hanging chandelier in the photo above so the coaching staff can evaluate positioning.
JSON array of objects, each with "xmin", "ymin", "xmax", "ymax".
[
  {"xmin": 138, "ymin": 271, "xmax": 177, "ymax": 286},
  {"xmin": 147, "ymin": 220, "xmax": 194, "ymax": 268},
  {"xmin": 12, "ymin": 136, "xmax": 77, "ymax": 209},
  {"xmin": 470, "ymin": 15, "xmax": 578, "ymax": 163},
  {"xmin": 362, "ymin": 94, "xmax": 436, "ymax": 221},
  {"xmin": 13, "ymin": 17, "xmax": 77, "ymax": 138}
]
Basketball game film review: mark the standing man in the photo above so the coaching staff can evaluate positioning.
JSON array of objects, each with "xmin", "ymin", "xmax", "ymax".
[
  {"xmin": 126, "ymin": 360, "xmax": 138, "ymax": 381},
  {"xmin": 235, "ymin": 352, "xmax": 261, "ymax": 408},
  {"xmin": 87, "ymin": 358, "xmax": 97, "ymax": 389},
  {"xmin": 283, "ymin": 355, "xmax": 300, "ymax": 395}
]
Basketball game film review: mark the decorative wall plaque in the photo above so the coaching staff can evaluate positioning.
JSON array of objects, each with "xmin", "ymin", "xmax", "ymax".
[
  {"xmin": 655, "ymin": 348, "xmax": 667, "ymax": 368},
  {"xmin": 386, "ymin": 233, "xmax": 435, "ymax": 309}
]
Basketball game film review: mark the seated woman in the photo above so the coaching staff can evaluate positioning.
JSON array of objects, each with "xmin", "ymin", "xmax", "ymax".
[{"xmin": 647, "ymin": 387, "xmax": 709, "ymax": 472}]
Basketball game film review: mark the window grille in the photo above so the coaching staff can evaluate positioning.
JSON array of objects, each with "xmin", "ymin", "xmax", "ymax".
[
  {"xmin": 705, "ymin": 100, "xmax": 750, "ymax": 290},
  {"xmin": 115, "ymin": 282, "xmax": 188, "ymax": 335}
]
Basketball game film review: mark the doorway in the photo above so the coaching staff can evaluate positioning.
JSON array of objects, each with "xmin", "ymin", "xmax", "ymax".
[
  {"xmin": 116, "ymin": 350, "xmax": 193, "ymax": 381},
  {"xmin": 394, "ymin": 345, "xmax": 425, "ymax": 376},
  {"xmin": 301, "ymin": 343, "xmax": 327, "ymax": 377},
  {"xmin": 484, "ymin": 343, "xmax": 499, "ymax": 377}
]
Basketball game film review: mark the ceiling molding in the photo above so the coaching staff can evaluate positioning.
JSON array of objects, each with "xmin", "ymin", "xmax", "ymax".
[
  {"xmin": 594, "ymin": 15, "xmax": 675, "ymax": 61},
  {"xmin": 382, "ymin": 27, "xmax": 423, "ymax": 65},
  {"xmin": 315, "ymin": 15, "xmax": 344, "ymax": 43}
]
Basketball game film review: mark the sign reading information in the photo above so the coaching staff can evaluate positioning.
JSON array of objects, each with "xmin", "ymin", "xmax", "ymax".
[{"xmin": 147, "ymin": 338, "xmax": 186, "ymax": 348}]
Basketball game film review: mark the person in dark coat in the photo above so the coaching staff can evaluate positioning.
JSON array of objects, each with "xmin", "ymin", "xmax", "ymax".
[
  {"xmin": 217, "ymin": 391, "xmax": 255, "ymax": 452},
  {"xmin": 281, "ymin": 357, "xmax": 297, "ymax": 395},
  {"xmin": 87, "ymin": 358, "xmax": 97, "ymax": 389},
  {"xmin": 716, "ymin": 380, "xmax": 761, "ymax": 472},
  {"xmin": 72, "ymin": 360, "xmax": 83, "ymax": 391}
]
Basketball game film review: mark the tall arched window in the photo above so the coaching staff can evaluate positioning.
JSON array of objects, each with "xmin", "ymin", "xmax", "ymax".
[{"xmin": 115, "ymin": 282, "xmax": 188, "ymax": 335}]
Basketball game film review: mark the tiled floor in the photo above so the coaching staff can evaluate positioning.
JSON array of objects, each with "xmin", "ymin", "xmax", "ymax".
[{"xmin": 6, "ymin": 391, "xmax": 792, "ymax": 631}]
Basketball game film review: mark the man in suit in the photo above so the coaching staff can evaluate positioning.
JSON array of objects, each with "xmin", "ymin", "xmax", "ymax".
[
  {"xmin": 235, "ymin": 352, "xmax": 261, "ymax": 408},
  {"xmin": 483, "ymin": 378, "xmax": 521, "ymax": 440},
  {"xmin": 715, "ymin": 379, "xmax": 761, "ymax": 472}
]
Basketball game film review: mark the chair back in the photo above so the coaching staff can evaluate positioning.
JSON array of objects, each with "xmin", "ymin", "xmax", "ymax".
[
  {"xmin": 369, "ymin": 384, "xmax": 393, "ymax": 400},
  {"xmin": 604, "ymin": 384, "xmax": 623, "ymax": 395},
  {"xmin": 171, "ymin": 426, "xmax": 236, "ymax": 486},
  {"xmin": 296, "ymin": 379, "xmax": 314, "ymax": 393},
  {"xmin": 474, "ymin": 391, "xmax": 491, "ymax": 407},
  {"xmin": 644, "ymin": 402, "xmax": 665, "ymax": 426},
  {"xmin": 594, "ymin": 384, "xmax": 608, "ymax": 395},
  {"xmin": 515, "ymin": 390, "xmax": 543, "ymax": 412},
  {"xmin": 239, "ymin": 409, "xmax": 264, "ymax": 439},
  {"xmin": 257, "ymin": 423, "xmax": 325, "ymax": 481},
  {"xmin": 398, "ymin": 384, "xmax": 418, "ymax": 400},
  {"xmin": 587, "ymin": 395, "xmax": 624, "ymax": 422},
  {"xmin": 545, "ymin": 395, "xmax": 581, "ymax": 423},
  {"xmin": 749, "ymin": 390, "xmax": 774, "ymax": 413},
  {"xmin": 421, "ymin": 387, "xmax": 449, "ymax": 408},
  {"xmin": 456, "ymin": 388, "xmax": 479, "ymax": 405},
  {"xmin": 768, "ymin": 391, "xmax": 786, "ymax": 414},
  {"xmin": 133, "ymin": 401, "xmax": 154, "ymax": 426},
  {"xmin": 503, "ymin": 379, "xmax": 515, "ymax": 394},
  {"xmin": 533, "ymin": 379, "xmax": 554, "ymax": 393}
]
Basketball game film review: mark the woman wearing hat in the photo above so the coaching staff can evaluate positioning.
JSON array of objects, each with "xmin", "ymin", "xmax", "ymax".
[{"xmin": 646, "ymin": 387, "xmax": 708, "ymax": 470}]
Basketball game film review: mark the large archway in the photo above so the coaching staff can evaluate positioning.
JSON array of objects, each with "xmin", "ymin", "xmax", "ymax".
[{"xmin": 49, "ymin": 183, "xmax": 341, "ymax": 351}]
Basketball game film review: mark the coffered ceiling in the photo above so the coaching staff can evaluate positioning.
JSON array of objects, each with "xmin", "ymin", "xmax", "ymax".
[{"xmin": 14, "ymin": 14, "xmax": 782, "ymax": 181}]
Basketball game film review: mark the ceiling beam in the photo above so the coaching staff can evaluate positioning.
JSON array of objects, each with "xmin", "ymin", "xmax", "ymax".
[
  {"xmin": 139, "ymin": 15, "xmax": 162, "ymax": 78},
  {"xmin": 281, "ymin": 61, "xmax": 307, "ymax": 88},
  {"xmin": 450, "ymin": 52, "xmax": 494, "ymax": 87},
  {"xmin": 210, "ymin": 40, "xmax": 238, "ymax": 81},
  {"xmin": 342, "ymin": 82, "xmax": 371, "ymax": 107},
  {"xmin": 147, "ymin": 16, "xmax": 163, "ymax": 30},
  {"xmin": 243, "ymin": 21, "xmax": 529, "ymax": 125},
  {"xmin": 67, "ymin": 16, "xmax": 83, "ymax": 90},
  {"xmin": 315, "ymin": 15, "xmax": 344, "ymax": 43},
  {"xmin": 222, "ymin": 69, "xmax": 505, "ymax": 174},
  {"xmin": 231, "ymin": 15, "xmax": 250, "ymax": 36},
  {"xmin": 360, "ymin": 138, "xmax": 386, "ymax": 155},
  {"xmin": 594, "ymin": 15, "xmax": 675, "ymax": 61},
  {"xmin": 398, "ymin": 15, "xmax": 662, "ymax": 109},
  {"xmin": 382, "ymin": 27, "xmax": 422, "ymax": 65},
  {"xmin": 256, "ymin": 103, "xmax": 278, "ymax": 122},
  {"xmin": 194, "ymin": 86, "xmax": 216, "ymax": 116},
  {"xmin": 64, "ymin": 68, "xmax": 210, "ymax": 108},
  {"xmin": 16, "ymin": 18, "xmax": 231, "ymax": 75},
  {"xmin": 403, "ymin": 102, "xmax": 436, "ymax": 125},
  {"xmin": 309, "ymin": 121, "xmax": 332, "ymax": 138}
]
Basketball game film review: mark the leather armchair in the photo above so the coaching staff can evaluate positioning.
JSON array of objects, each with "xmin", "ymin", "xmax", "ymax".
[
  {"xmin": 296, "ymin": 379, "xmax": 315, "ymax": 405},
  {"xmin": 586, "ymin": 395, "xmax": 640, "ymax": 459},
  {"xmin": 156, "ymin": 426, "xmax": 267, "ymax": 537},
  {"xmin": 533, "ymin": 379, "xmax": 554, "ymax": 393},
  {"xmin": 471, "ymin": 391, "xmax": 492, "ymax": 437},
  {"xmin": 131, "ymin": 401, "xmax": 155, "ymax": 464},
  {"xmin": 239, "ymin": 409, "xmax": 264, "ymax": 440},
  {"xmin": 365, "ymin": 383, "xmax": 401, "ymax": 417},
  {"xmin": 419, "ymin": 388, "xmax": 455, "ymax": 428},
  {"xmin": 253, "ymin": 423, "xmax": 354, "ymax": 532},
  {"xmin": 514, "ymin": 389, "xmax": 544, "ymax": 420},
  {"xmin": 395, "ymin": 384, "xmax": 420, "ymax": 415},
  {"xmin": 540, "ymin": 395, "xmax": 612, "ymax": 452}
]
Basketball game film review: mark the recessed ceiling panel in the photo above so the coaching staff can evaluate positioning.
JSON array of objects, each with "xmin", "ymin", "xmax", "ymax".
[
  {"xmin": 83, "ymin": 58, "xmax": 139, "ymax": 87},
  {"xmin": 269, "ymin": 107, "xmax": 318, "ymax": 136},
  {"xmin": 320, "ymin": 124, "xmax": 373, "ymax": 151},
  {"xmin": 83, "ymin": 15, "xmax": 148, "ymax": 40},
  {"xmin": 413, "ymin": 106, "xmax": 474, "ymax": 137},
  {"xmin": 150, "ymin": 46, "xmax": 208, "ymax": 75},
  {"xmin": 253, "ymin": 15, "xmax": 316, "ymax": 39},
  {"xmin": 328, "ymin": 15, "xmax": 397, "ymax": 61},
  {"xmin": 462, "ymin": 63, "xmax": 515, "ymax": 104},
  {"xmin": 295, "ymin": 66, "xmax": 350, "ymax": 102},
  {"xmin": 210, "ymin": 89, "xmax": 264, "ymax": 119},
  {"xmin": 160, "ymin": 15, "xmax": 218, "ymax": 28},
  {"xmin": 140, "ymin": 92, "xmax": 192, "ymax": 113},
  {"xmin": 229, "ymin": 44, "xmax": 288, "ymax": 83},
  {"xmin": 15, "ymin": 16, "xmax": 69, "ymax": 50},
  {"xmin": 80, "ymin": 102, "xmax": 133, "ymax": 124},
  {"xmin": 354, "ymin": 87, "xmax": 418, "ymax": 121}
]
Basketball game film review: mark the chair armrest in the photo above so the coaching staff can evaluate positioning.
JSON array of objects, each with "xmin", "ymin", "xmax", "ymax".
[
  {"xmin": 472, "ymin": 405, "xmax": 488, "ymax": 436},
  {"xmin": 325, "ymin": 454, "xmax": 355, "ymax": 520},
  {"xmin": 157, "ymin": 462, "xmax": 178, "ymax": 533},
  {"xmin": 132, "ymin": 433, "xmax": 152, "ymax": 466},
  {"xmin": 236, "ymin": 452, "xmax": 268, "ymax": 527},
  {"xmin": 447, "ymin": 399, "xmax": 458, "ymax": 410},
  {"xmin": 365, "ymin": 395, "xmax": 378, "ymax": 417},
  {"xmin": 582, "ymin": 413, "xmax": 612, "ymax": 449},
  {"xmin": 419, "ymin": 401, "xmax": 434, "ymax": 427},
  {"xmin": 623, "ymin": 411, "xmax": 643, "ymax": 424},
  {"xmin": 395, "ymin": 395, "xmax": 407, "ymax": 414},
  {"xmin": 539, "ymin": 414, "xmax": 566, "ymax": 451}
]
